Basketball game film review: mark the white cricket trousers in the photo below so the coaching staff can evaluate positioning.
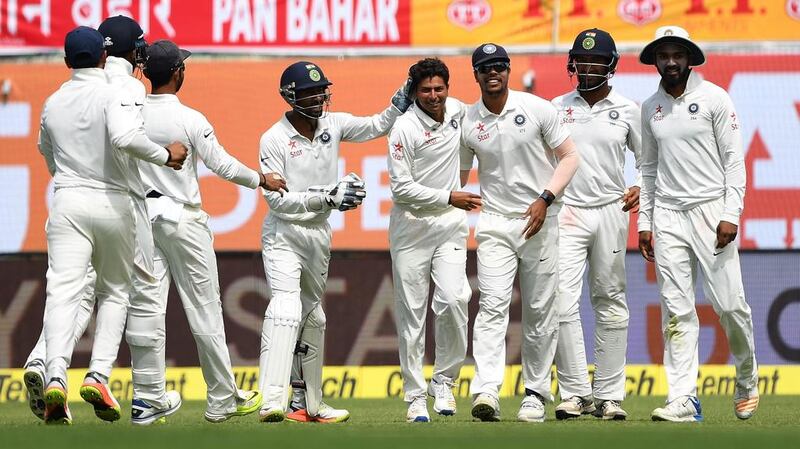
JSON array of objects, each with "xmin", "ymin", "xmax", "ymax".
[
  {"xmin": 555, "ymin": 202, "xmax": 629, "ymax": 402},
  {"xmin": 131, "ymin": 204, "xmax": 243, "ymax": 414},
  {"xmin": 259, "ymin": 214, "xmax": 330, "ymax": 409},
  {"xmin": 470, "ymin": 211, "xmax": 560, "ymax": 401},
  {"xmin": 389, "ymin": 206, "xmax": 471, "ymax": 402},
  {"xmin": 43, "ymin": 188, "xmax": 134, "ymax": 384},
  {"xmin": 653, "ymin": 198, "xmax": 758, "ymax": 401}
]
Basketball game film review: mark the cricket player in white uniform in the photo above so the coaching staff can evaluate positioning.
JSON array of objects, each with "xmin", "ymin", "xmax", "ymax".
[
  {"xmin": 37, "ymin": 26, "xmax": 187, "ymax": 425},
  {"xmin": 637, "ymin": 26, "xmax": 759, "ymax": 422},
  {"xmin": 551, "ymin": 29, "xmax": 641, "ymax": 421},
  {"xmin": 387, "ymin": 58, "xmax": 481, "ymax": 423},
  {"xmin": 137, "ymin": 40, "xmax": 285, "ymax": 423},
  {"xmin": 461, "ymin": 43, "xmax": 579, "ymax": 423},
  {"xmin": 22, "ymin": 15, "xmax": 157, "ymax": 423},
  {"xmin": 257, "ymin": 61, "xmax": 412, "ymax": 423}
]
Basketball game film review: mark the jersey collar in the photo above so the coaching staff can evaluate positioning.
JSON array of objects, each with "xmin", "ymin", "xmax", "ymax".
[
  {"xmin": 70, "ymin": 68, "xmax": 108, "ymax": 83},
  {"xmin": 658, "ymin": 69, "xmax": 703, "ymax": 99},
  {"xmin": 105, "ymin": 56, "xmax": 134, "ymax": 77},
  {"xmin": 279, "ymin": 113, "xmax": 330, "ymax": 142},
  {"xmin": 477, "ymin": 89, "xmax": 518, "ymax": 119},
  {"xmin": 146, "ymin": 93, "xmax": 180, "ymax": 103},
  {"xmin": 412, "ymin": 99, "xmax": 452, "ymax": 130}
]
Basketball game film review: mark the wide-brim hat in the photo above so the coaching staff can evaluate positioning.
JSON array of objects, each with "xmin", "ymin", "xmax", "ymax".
[{"xmin": 639, "ymin": 26, "xmax": 705, "ymax": 66}]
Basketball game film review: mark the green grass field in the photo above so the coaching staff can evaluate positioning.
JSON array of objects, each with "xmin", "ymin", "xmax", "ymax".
[{"xmin": 2, "ymin": 396, "xmax": 798, "ymax": 449}]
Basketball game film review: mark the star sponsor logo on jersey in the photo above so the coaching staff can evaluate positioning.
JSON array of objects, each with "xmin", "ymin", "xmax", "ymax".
[
  {"xmin": 288, "ymin": 139, "xmax": 303, "ymax": 158},
  {"xmin": 688, "ymin": 103, "xmax": 700, "ymax": 115},
  {"xmin": 423, "ymin": 130, "xmax": 438, "ymax": 146},
  {"xmin": 730, "ymin": 112, "xmax": 740, "ymax": 131},
  {"xmin": 561, "ymin": 106, "xmax": 575, "ymax": 124},
  {"xmin": 319, "ymin": 131, "xmax": 331, "ymax": 143},
  {"xmin": 609, "ymin": 110, "xmax": 620, "ymax": 120},
  {"xmin": 391, "ymin": 141, "xmax": 404, "ymax": 160},
  {"xmin": 653, "ymin": 104, "xmax": 664, "ymax": 122},
  {"xmin": 513, "ymin": 114, "xmax": 526, "ymax": 127},
  {"xmin": 475, "ymin": 122, "xmax": 490, "ymax": 142}
]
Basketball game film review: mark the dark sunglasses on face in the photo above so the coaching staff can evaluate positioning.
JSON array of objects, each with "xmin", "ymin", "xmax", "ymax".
[{"xmin": 476, "ymin": 62, "xmax": 510, "ymax": 74}]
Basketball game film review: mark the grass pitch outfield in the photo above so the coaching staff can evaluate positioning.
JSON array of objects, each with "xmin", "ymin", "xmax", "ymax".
[{"xmin": 2, "ymin": 396, "xmax": 799, "ymax": 449}]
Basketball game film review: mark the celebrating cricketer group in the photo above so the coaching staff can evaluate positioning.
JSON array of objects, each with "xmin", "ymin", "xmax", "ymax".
[{"xmin": 26, "ymin": 14, "xmax": 759, "ymax": 426}]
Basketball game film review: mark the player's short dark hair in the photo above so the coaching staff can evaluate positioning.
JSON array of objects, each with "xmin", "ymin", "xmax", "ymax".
[
  {"xmin": 409, "ymin": 58, "xmax": 449, "ymax": 93},
  {"xmin": 144, "ymin": 69, "xmax": 173, "ymax": 90}
]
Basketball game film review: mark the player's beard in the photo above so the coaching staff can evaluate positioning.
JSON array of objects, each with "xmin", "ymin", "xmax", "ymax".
[{"xmin": 659, "ymin": 65, "xmax": 691, "ymax": 89}]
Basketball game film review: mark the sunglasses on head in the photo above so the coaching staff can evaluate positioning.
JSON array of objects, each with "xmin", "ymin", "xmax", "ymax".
[{"xmin": 476, "ymin": 62, "xmax": 510, "ymax": 74}]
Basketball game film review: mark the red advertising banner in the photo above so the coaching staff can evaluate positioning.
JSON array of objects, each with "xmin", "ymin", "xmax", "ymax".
[
  {"xmin": 0, "ymin": 0, "xmax": 411, "ymax": 52},
  {"xmin": 2, "ymin": 54, "xmax": 800, "ymax": 251}
]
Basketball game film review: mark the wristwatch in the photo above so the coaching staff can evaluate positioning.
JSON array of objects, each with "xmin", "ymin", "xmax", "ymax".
[{"xmin": 538, "ymin": 190, "xmax": 555, "ymax": 206}]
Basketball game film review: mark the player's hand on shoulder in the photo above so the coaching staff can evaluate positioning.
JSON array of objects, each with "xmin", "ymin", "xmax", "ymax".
[
  {"xmin": 522, "ymin": 198, "xmax": 548, "ymax": 239},
  {"xmin": 260, "ymin": 172, "xmax": 288, "ymax": 196},
  {"xmin": 391, "ymin": 77, "xmax": 414, "ymax": 113},
  {"xmin": 638, "ymin": 231, "xmax": 655, "ymax": 262},
  {"xmin": 165, "ymin": 142, "xmax": 188, "ymax": 170},
  {"xmin": 622, "ymin": 186, "xmax": 640, "ymax": 212},
  {"xmin": 716, "ymin": 221, "xmax": 738, "ymax": 249},
  {"xmin": 449, "ymin": 191, "xmax": 482, "ymax": 211}
]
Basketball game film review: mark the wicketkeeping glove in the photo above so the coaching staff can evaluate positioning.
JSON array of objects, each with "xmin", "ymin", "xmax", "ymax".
[
  {"xmin": 306, "ymin": 173, "xmax": 367, "ymax": 212},
  {"xmin": 390, "ymin": 77, "xmax": 414, "ymax": 113}
]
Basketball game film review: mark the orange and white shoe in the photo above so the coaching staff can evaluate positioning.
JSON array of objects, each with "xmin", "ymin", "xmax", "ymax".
[
  {"xmin": 44, "ymin": 379, "xmax": 72, "ymax": 425},
  {"xmin": 286, "ymin": 403, "xmax": 350, "ymax": 423},
  {"xmin": 79, "ymin": 372, "xmax": 121, "ymax": 422},
  {"xmin": 734, "ymin": 386, "xmax": 759, "ymax": 420}
]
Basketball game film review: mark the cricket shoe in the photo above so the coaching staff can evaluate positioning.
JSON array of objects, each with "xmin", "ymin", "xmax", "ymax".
[
  {"xmin": 80, "ymin": 372, "xmax": 120, "ymax": 422},
  {"xmin": 734, "ymin": 385, "xmax": 759, "ymax": 420},
  {"xmin": 204, "ymin": 390, "xmax": 263, "ymax": 423},
  {"xmin": 555, "ymin": 396, "xmax": 595, "ymax": 420},
  {"xmin": 23, "ymin": 359, "xmax": 46, "ymax": 420},
  {"xmin": 44, "ymin": 379, "xmax": 72, "ymax": 425},
  {"xmin": 517, "ymin": 391, "xmax": 546, "ymax": 423},
  {"xmin": 593, "ymin": 400, "xmax": 628, "ymax": 420},
  {"xmin": 651, "ymin": 396, "xmax": 703, "ymax": 422},
  {"xmin": 428, "ymin": 379, "xmax": 456, "ymax": 416},
  {"xmin": 287, "ymin": 402, "xmax": 351, "ymax": 423},
  {"xmin": 471, "ymin": 393, "xmax": 500, "ymax": 422},
  {"xmin": 259, "ymin": 403, "xmax": 286, "ymax": 423},
  {"xmin": 131, "ymin": 391, "xmax": 182, "ymax": 426},
  {"xmin": 405, "ymin": 396, "xmax": 430, "ymax": 423}
]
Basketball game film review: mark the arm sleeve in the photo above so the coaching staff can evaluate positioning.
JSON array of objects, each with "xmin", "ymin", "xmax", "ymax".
[
  {"xmin": 638, "ymin": 107, "xmax": 658, "ymax": 232},
  {"xmin": 712, "ymin": 92, "xmax": 746, "ymax": 225},
  {"xmin": 338, "ymin": 105, "xmax": 403, "ymax": 142},
  {"xmin": 627, "ymin": 104, "xmax": 644, "ymax": 188},
  {"xmin": 540, "ymin": 101, "xmax": 570, "ymax": 150},
  {"xmin": 259, "ymin": 134, "xmax": 320, "ymax": 214},
  {"xmin": 192, "ymin": 114, "xmax": 259, "ymax": 189},
  {"xmin": 106, "ymin": 92, "xmax": 169, "ymax": 166},
  {"xmin": 544, "ymin": 136, "xmax": 579, "ymax": 196},
  {"xmin": 38, "ymin": 105, "xmax": 56, "ymax": 176},
  {"xmin": 387, "ymin": 125, "xmax": 450, "ymax": 210}
]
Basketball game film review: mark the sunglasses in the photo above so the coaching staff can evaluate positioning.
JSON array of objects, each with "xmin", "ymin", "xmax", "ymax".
[{"xmin": 476, "ymin": 62, "xmax": 510, "ymax": 74}]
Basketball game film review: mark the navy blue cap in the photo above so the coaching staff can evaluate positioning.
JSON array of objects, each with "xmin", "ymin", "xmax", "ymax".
[
  {"xmin": 279, "ymin": 61, "xmax": 332, "ymax": 94},
  {"xmin": 64, "ymin": 26, "xmax": 104, "ymax": 67},
  {"xmin": 472, "ymin": 43, "xmax": 510, "ymax": 69},
  {"xmin": 144, "ymin": 40, "xmax": 191, "ymax": 75},
  {"xmin": 98, "ymin": 15, "xmax": 145, "ymax": 55}
]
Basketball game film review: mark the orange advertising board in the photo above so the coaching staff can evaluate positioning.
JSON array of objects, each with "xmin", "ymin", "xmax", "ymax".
[
  {"xmin": 2, "ymin": 54, "xmax": 800, "ymax": 251},
  {"xmin": 411, "ymin": 0, "xmax": 800, "ymax": 46}
]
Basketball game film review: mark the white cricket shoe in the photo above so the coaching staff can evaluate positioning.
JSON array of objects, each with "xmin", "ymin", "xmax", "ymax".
[
  {"xmin": 517, "ymin": 393, "xmax": 546, "ymax": 423},
  {"xmin": 651, "ymin": 396, "xmax": 703, "ymax": 422},
  {"xmin": 259, "ymin": 403, "xmax": 286, "ymax": 423},
  {"xmin": 23, "ymin": 360, "xmax": 46, "ymax": 420},
  {"xmin": 594, "ymin": 400, "xmax": 628, "ymax": 420},
  {"xmin": 286, "ymin": 402, "xmax": 350, "ymax": 423},
  {"xmin": 555, "ymin": 396, "xmax": 595, "ymax": 420},
  {"xmin": 471, "ymin": 393, "xmax": 500, "ymax": 422},
  {"xmin": 734, "ymin": 385, "xmax": 759, "ymax": 420},
  {"xmin": 131, "ymin": 390, "xmax": 182, "ymax": 425},
  {"xmin": 428, "ymin": 379, "xmax": 456, "ymax": 416},
  {"xmin": 406, "ymin": 396, "xmax": 430, "ymax": 423}
]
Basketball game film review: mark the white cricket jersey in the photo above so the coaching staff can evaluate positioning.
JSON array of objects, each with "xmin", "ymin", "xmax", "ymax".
[
  {"xmin": 388, "ymin": 97, "xmax": 466, "ymax": 213},
  {"xmin": 105, "ymin": 56, "xmax": 150, "ymax": 199},
  {"xmin": 552, "ymin": 89, "xmax": 642, "ymax": 207},
  {"xmin": 638, "ymin": 70, "xmax": 746, "ymax": 231},
  {"xmin": 259, "ymin": 106, "xmax": 402, "ymax": 222},
  {"xmin": 140, "ymin": 94, "xmax": 259, "ymax": 207},
  {"xmin": 38, "ymin": 68, "xmax": 168, "ymax": 193},
  {"xmin": 460, "ymin": 89, "xmax": 570, "ymax": 218}
]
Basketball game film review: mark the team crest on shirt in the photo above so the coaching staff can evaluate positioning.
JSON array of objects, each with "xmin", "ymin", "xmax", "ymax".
[
  {"xmin": 320, "ymin": 131, "xmax": 331, "ymax": 143},
  {"xmin": 450, "ymin": 118, "xmax": 459, "ymax": 129},
  {"xmin": 513, "ymin": 114, "xmax": 526, "ymax": 126},
  {"xmin": 609, "ymin": 110, "xmax": 620, "ymax": 120},
  {"xmin": 688, "ymin": 103, "xmax": 700, "ymax": 115}
]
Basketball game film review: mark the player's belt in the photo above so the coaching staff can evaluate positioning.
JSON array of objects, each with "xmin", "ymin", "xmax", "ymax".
[{"xmin": 146, "ymin": 190, "xmax": 163, "ymax": 199}]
